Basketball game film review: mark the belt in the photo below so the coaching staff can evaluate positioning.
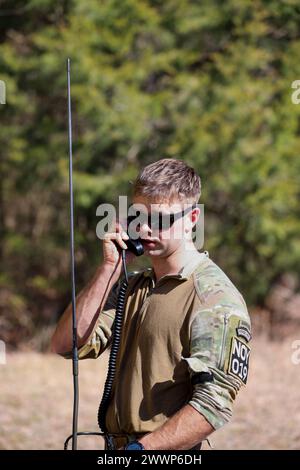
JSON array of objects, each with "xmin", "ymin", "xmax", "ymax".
[{"xmin": 104, "ymin": 433, "xmax": 202, "ymax": 450}]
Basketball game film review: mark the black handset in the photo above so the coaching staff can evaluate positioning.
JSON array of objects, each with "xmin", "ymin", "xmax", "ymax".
[
  {"xmin": 124, "ymin": 236, "xmax": 144, "ymax": 256},
  {"xmin": 114, "ymin": 232, "xmax": 144, "ymax": 257}
]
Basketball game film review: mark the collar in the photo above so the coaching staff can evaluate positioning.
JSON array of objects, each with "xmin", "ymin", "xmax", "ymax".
[{"xmin": 143, "ymin": 251, "xmax": 209, "ymax": 284}]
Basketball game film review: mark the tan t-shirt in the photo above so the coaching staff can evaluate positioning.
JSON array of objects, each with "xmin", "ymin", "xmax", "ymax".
[{"xmin": 62, "ymin": 252, "xmax": 251, "ymax": 434}]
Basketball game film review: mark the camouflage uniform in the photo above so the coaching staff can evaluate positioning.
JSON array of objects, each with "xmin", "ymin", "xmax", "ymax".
[{"xmin": 62, "ymin": 252, "xmax": 251, "ymax": 446}]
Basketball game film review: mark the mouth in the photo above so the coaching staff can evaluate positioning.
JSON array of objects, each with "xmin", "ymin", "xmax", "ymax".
[{"xmin": 141, "ymin": 239, "xmax": 157, "ymax": 248}]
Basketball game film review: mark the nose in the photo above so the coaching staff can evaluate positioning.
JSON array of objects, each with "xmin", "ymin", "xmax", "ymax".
[{"xmin": 138, "ymin": 222, "xmax": 152, "ymax": 237}]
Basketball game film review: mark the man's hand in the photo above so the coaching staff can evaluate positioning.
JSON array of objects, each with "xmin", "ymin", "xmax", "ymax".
[
  {"xmin": 103, "ymin": 220, "xmax": 129, "ymax": 269},
  {"xmin": 103, "ymin": 219, "xmax": 137, "ymax": 276}
]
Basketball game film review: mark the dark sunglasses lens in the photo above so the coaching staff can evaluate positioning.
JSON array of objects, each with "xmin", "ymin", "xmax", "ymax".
[
  {"xmin": 150, "ymin": 214, "xmax": 175, "ymax": 230},
  {"xmin": 127, "ymin": 210, "xmax": 180, "ymax": 230}
]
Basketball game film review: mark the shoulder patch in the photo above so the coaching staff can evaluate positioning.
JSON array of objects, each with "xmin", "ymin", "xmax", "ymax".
[
  {"xmin": 236, "ymin": 320, "xmax": 252, "ymax": 342},
  {"xmin": 228, "ymin": 337, "xmax": 250, "ymax": 384}
]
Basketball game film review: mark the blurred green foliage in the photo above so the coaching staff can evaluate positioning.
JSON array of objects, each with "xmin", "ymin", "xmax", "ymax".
[{"xmin": 1, "ymin": 0, "xmax": 300, "ymax": 346}]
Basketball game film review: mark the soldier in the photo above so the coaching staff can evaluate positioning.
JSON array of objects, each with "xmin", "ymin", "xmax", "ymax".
[{"xmin": 51, "ymin": 158, "xmax": 251, "ymax": 450}]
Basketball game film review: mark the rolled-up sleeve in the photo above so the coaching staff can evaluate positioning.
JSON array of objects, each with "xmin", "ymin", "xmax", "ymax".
[
  {"xmin": 183, "ymin": 306, "xmax": 251, "ymax": 430},
  {"xmin": 61, "ymin": 277, "xmax": 122, "ymax": 360}
]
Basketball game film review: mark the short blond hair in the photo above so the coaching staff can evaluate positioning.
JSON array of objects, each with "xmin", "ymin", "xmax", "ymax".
[{"xmin": 132, "ymin": 158, "xmax": 201, "ymax": 204}]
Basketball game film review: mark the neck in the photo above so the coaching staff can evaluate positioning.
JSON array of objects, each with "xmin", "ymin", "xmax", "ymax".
[{"xmin": 150, "ymin": 243, "xmax": 202, "ymax": 282}]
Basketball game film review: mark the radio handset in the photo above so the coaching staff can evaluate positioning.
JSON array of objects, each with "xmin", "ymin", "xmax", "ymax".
[
  {"xmin": 114, "ymin": 233, "xmax": 144, "ymax": 257},
  {"xmin": 124, "ymin": 236, "xmax": 144, "ymax": 257}
]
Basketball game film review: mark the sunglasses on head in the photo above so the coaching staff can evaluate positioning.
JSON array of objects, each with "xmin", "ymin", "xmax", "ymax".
[{"xmin": 127, "ymin": 204, "xmax": 196, "ymax": 231}]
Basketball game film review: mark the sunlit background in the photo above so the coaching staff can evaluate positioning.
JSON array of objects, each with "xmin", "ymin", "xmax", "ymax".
[{"xmin": 1, "ymin": 0, "xmax": 300, "ymax": 449}]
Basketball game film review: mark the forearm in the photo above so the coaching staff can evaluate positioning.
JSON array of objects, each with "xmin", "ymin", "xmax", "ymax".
[
  {"xmin": 51, "ymin": 263, "xmax": 118, "ymax": 354},
  {"xmin": 139, "ymin": 404, "xmax": 214, "ymax": 450}
]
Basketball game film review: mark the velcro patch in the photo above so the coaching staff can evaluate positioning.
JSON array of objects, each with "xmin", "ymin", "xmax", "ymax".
[
  {"xmin": 228, "ymin": 337, "xmax": 250, "ymax": 384},
  {"xmin": 236, "ymin": 320, "xmax": 251, "ymax": 342},
  {"xmin": 191, "ymin": 371, "xmax": 214, "ymax": 385}
]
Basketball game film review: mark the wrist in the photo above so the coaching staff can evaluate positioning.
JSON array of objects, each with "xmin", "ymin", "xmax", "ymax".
[{"xmin": 98, "ymin": 262, "xmax": 120, "ymax": 282}]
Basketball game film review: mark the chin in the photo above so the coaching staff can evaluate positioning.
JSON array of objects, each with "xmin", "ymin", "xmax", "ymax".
[{"xmin": 147, "ymin": 247, "xmax": 165, "ymax": 257}]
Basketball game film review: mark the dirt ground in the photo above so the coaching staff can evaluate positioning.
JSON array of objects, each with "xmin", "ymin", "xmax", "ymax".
[{"xmin": 1, "ymin": 334, "xmax": 299, "ymax": 450}]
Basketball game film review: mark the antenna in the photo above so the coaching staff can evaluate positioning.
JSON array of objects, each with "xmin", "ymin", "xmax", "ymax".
[
  {"xmin": 64, "ymin": 58, "xmax": 104, "ymax": 451},
  {"xmin": 67, "ymin": 57, "xmax": 79, "ymax": 451}
]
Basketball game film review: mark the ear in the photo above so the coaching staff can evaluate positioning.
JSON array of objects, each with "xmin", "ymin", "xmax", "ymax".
[
  {"xmin": 184, "ymin": 210, "xmax": 199, "ymax": 233},
  {"xmin": 191, "ymin": 206, "xmax": 200, "ymax": 225}
]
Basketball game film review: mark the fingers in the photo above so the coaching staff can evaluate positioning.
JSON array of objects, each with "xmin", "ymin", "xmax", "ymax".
[
  {"xmin": 104, "ymin": 222, "xmax": 129, "ymax": 251},
  {"xmin": 115, "ymin": 220, "xmax": 130, "ymax": 249}
]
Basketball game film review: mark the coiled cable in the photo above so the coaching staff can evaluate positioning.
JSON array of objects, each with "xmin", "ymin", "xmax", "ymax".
[
  {"xmin": 98, "ymin": 249, "xmax": 128, "ymax": 433},
  {"xmin": 64, "ymin": 249, "xmax": 128, "ymax": 450}
]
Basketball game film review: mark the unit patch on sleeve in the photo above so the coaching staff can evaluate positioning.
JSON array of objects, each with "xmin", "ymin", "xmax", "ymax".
[
  {"xmin": 236, "ymin": 320, "xmax": 252, "ymax": 343},
  {"xmin": 228, "ymin": 337, "xmax": 250, "ymax": 384}
]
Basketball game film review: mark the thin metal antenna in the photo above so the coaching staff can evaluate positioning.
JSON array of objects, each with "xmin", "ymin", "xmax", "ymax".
[{"xmin": 67, "ymin": 57, "xmax": 79, "ymax": 451}]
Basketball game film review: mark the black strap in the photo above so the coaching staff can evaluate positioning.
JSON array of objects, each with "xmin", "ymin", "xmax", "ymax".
[{"xmin": 191, "ymin": 371, "xmax": 214, "ymax": 385}]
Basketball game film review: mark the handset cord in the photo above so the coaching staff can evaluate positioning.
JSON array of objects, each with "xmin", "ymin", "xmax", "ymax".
[
  {"xmin": 97, "ymin": 251, "xmax": 128, "ymax": 443},
  {"xmin": 64, "ymin": 247, "xmax": 129, "ymax": 450}
]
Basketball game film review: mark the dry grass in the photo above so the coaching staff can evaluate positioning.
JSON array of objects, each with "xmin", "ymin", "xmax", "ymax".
[{"xmin": 1, "ymin": 334, "xmax": 300, "ymax": 450}]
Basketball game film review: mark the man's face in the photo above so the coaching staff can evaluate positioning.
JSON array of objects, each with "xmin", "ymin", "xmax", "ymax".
[{"xmin": 129, "ymin": 195, "xmax": 199, "ymax": 257}]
